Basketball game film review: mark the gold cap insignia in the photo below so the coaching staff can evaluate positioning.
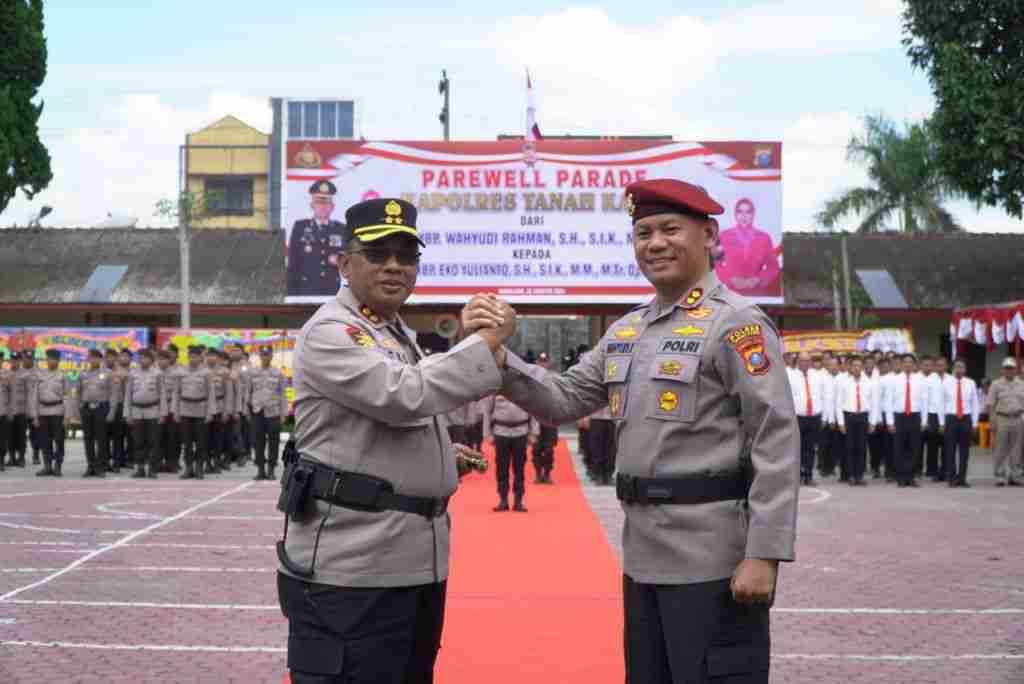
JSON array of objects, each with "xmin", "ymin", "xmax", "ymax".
[
  {"xmin": 624, "ymin": 193, "xmax": 636, "ymax": 217},
  {"xmin": 295, "ymin": 144, "xmax": 322, "ymax": 169},
  {"xmin": 659, "ymin": 390, "xmax": 678, "ymax": 412},
  {"xmin": 317, "ymin": 182, "xmax": 331, "ymax": 194},
  {"xmin": 384, "ymin": 200, "xmax": 404, "ymax": 225}
]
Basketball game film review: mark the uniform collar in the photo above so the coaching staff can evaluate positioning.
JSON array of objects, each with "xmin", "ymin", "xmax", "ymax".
[
  {"xmin": 337, "ymin": 286, "xmax": 399, "ymax": 331},
  {"xmin": 648, "ymin": 270, "xmax": 724, "ymax": 322}
]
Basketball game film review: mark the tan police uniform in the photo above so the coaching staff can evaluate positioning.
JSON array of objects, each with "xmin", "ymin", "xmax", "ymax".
[
  {"xmin": 247, "ymin": 360, "xmax": 289, "ymax": 478},
  {"xmin": 989, "ymin": 376, "xmax": 1024, "ymax": 485},
  {"xmin": 77, "ymin": 367, "xmax": 115, "ymax": 475},
  {"xmin": 175, "ymin": 364, "xmax": 215, "ymax": 478},
  {"xmin": 108, "ymin": 364, "xmax": 129, "ymax": 468},
  {"xmin": 124, "ymin": 366, "xmax": 166, "ymax": 477},
  {"xmin": 0, "ymin": 362, "xmax": 10, "ymax": 470},
  {"xmin": 482, "ymin": 394, "xmax": 538, "ymax": 508},
  {"xmin": 280, "ymin": 286, "xmax": 503, "ymax": 587},
  {"xmin": 29, "ymin": 364, "xmax": 71, "ymax": 474}
]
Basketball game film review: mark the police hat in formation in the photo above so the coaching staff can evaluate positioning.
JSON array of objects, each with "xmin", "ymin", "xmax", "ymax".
[
  {"xmin": 104, "ymin": 348, "xmax": 119, "ymax": 356},
  {"xmin": 138, "ymin": 348, "xmax": 155, "ymax": 360},
  {"xmin": 310, "ymin": 179, "xmax": 337, "ymax": 196},
  {"xmin": 88, "ymin": 349, "xmax": 103, "ymax": 359},
  {"xmin": 623, "ymin": 178, "xmax": 724, "ymax": 223},
  {"xmin": 187, "ymin": 345, "xmax": 204, "ymax": 356},
  {"xmin": 259, "ymin": 346, "xmax": 274, "ymax": 356},
  {"xmin": 45, "ymin": 349, "xmax": 61, "ymax": 360},
  {"xmin": 344, "ymin": 198, "xmax": 424, "ymax": 247},
  {"xmin": 166, "ymin": 343, "xmax": 179, "ymax": 354}
]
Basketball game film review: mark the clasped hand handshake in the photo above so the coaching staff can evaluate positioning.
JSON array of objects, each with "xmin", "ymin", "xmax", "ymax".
[{"xmin": 461, "ymin": 294, "xmax": 517, "ymax": 366}]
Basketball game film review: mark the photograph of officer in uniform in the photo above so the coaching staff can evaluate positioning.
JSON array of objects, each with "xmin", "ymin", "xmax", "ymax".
[
  {"xmin": 277, "ymin": 197, "xmax": 509, "ymax": 684},
  {"xmin": 463, "ymin": 178, "xmax": 800, "ymax": 684},
  {"xmin": 286, "ymin": 179, "xmax": 348, "ymax": 298}
]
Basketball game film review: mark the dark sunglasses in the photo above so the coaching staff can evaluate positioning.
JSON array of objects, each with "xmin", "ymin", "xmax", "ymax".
[{"xmin": 349, "ymin": 247, "xmax": 422, "ymax": 266}]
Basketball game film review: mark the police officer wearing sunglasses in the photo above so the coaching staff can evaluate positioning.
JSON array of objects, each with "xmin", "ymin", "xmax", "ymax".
[{"xmin": 277, "ymin": 197, "xmax": 511, "ymax": 684}]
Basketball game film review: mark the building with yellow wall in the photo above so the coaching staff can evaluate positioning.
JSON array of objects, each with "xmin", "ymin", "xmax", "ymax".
[{"xmin": 185, "ymin": 115, "xmax": 270, "ymax": 229}]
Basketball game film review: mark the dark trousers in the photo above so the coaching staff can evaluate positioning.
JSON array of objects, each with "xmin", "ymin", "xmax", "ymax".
[
  {"xmin": 107, "ymin": 405, "xmax": 125, "ymax": 465},
  {"xmin": 624, "ymin": 575, "xmax": 770, "ymax": 684},
  {"xmin": 28, "ymin": 417, "xmax": 42, "ymax": 457},
  {"xmin": 208, "ymin": 415, "xmax": 226, "ymax": 466},
  {"xmin": 80, "ymin": 402, "xmax": 110, "ymax": 472},
  {"xmin": 11, "ymin": 414, "xmax": 28, "ymax": 461},
  {"xmin": 278, "ymin": 573, "xmax": 446, "ymax": 684},
  {"xmin": 588, "ymin": 418, "xmax": 618, "ymax": 482},
  {"xmin": 161, "ymin": 419, "xmax": 181, "ymax": 469},
  {"xmin": 181, "ymin": 417, "xmax": 209, "ymax": 473},
  {"xmin": 252, "ymin": 412, "xmax": 282, "ymax": 471},
  {"xmin": 38, "ymin": 414, "xmax": 65, "ymax": 465},
  {"xmin": 0, "ymin": 416, "xmax": 8, "ymax": 468},
  {"xmin": 231, "ymin": 415, "xmax": 250, "ymax": 460},
  {"xmin": 131, "ymin": 419, "xmax": 160, "ymax": 472},
  {"xmin": 925, "ymin": 414, "xmax": 944, "ymax": 477},
  {"xmin": 465, "ymin": 421, "xmax": 483, "ymax": 452},
  {"xmin": 494, "ymin": 434, "xmax": 528, "ymax": 503},
  {"xmin": 796, "ymin": 415, "xmax": 821, "ymax": 479},
  {"xmin": 532, "ymin": 425, "xmax": 558, "ymax": 476},
  {"xmin": 579, "ymin": 426, "xmax": 592, "ymax": 470},
  {"xmin": 868, "ymin": 424, "xmax": 891, "ymax": 474},
  {"xmin": 943, "ymin": 416, "xmax": 972, "ymax": 483},
  {"xmin": 893, "ymin": 413, "xmax": 922, "ymax": 485},
  {"xmin": 446, "ymin": 425, "xmax": 467, "ymax": 446},
  {"xmin": 843, "ymin": 412, "xmax": 869, "ymax": 482}
]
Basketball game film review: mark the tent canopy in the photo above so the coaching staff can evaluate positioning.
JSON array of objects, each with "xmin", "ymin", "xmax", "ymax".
[{"xmin": 951, "ymin": 301, "xmax": 1024, "ymax": 348}]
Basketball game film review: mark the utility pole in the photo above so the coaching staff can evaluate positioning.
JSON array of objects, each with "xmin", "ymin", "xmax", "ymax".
[
  {"xmin": 841, "ymin": 233, "xmax": 853, "ymax": 329},
  {"xmin": 438, "ymin": 69, "xmax": 450, "ymax": 141},
  {"xmin": 178, "ymin": 141, "xmax": 192, "ymax": 329}
]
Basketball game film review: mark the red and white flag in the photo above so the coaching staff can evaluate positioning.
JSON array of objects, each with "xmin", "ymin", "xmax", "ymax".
[{"xmin": 526, "ymin": 70, "xmax": 543, "ymax": 141}]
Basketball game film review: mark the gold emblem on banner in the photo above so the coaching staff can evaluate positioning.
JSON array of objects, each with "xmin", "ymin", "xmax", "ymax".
[{"xmin": 294, "ymin": 144, "xmax": 322, "ymax": 168}]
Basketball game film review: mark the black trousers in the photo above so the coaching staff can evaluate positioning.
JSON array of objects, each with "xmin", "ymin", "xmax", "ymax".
[
  {"xmin": 465, "ymin": 421, "xmax": 483, "ymax": 452},
  {"xmin": 28, "ymin": 417, "xmax": 42, "ymax": 457},
  {"xmin": 207, "ymin": 415, "xmax": 226, "ymax": 466},
  {"xmin": 943, "ymin": 415, "xmax": 972, "ymax": 483},
  {"xmin": 843, "ymin": 412, "xmax": 869, "ymax": 482},
  {"xmin": 278, "ymin": 573, "xmax": 446, "ymax": 684},
  {"xmin": 11, "ymin": 414, "xmax": 28, "ymax": 460},
  {"xmin": 252, "ymin": 411, "xmax": 282, "ymax": 470},
  {"xmin": 180, "ymin": 416, "xmax": 209, "ymax": 471},
  {"xmin": 0, "ymin": 415, "xmax": 8, "ymax": 468},
  {"xmin": 796, "ymin": 415, "xmax": 821, "ymax": 479},
  {"xmin": 80, "ymin": 402, "xmax": 110, "ymax": 471},
  {"xmin": 38, "ymin": 414, "xmax": 65, "ymax": 464},
  {"xmin": 161, "ymin": 419, "xmax": 181, "ymax": 469},
  {"xmin": 892, "ymin": 413, "xmax": 922, "ymax": 485},
  {"xmin": 107, "ymin": 405, "xmax": 125, "ymax": 465},
  {"xmin": 579, "ymin": 426, "xmax": 592, "ymax": 469},
  {"xmin": 868, "ymin": 424, "xmax": 891, "ymax": 474},
  {"xmin": 131, "ymin": 419, "xmax": 160, "ymax": 471},
  {"xmin": 494, "ymin": 434, "xmax": 528, "ymax": 502},
  {"xmin": 624, "ymin": 575, "xmax": 770, "ymax": 684},
  {"xmin": 532, "ymin": 425, "xmax": 558, "ymax": 475},
  {"xmin": 925, "ymin": 414, "xmax": 944, "ymax": 476},
  {"xmin": 588, "ymin": 418, "xmax": 618, "ymax": 482}
]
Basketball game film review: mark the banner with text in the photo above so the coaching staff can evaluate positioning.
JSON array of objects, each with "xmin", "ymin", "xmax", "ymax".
[
  {"xmin": 782, "ymin": 328, "xmax": 916, "ymax": 355},
  {"xmin": 284, "ymin": 140, "xmax": 782, "ymax": 304},
  {"xmin": 0, "ymin": 327, "xmax": 149, "ymax": 381}
]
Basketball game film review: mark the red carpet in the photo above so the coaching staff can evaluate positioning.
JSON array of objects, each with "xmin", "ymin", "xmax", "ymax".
[{"xmin": 436, "ymin": 439, "xmax": 624, "ymax": 683}]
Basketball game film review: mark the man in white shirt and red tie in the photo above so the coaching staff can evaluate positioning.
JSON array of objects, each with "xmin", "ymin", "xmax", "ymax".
[
  {"xmin": 940, "ymin": 359, "xmax": 978, "ymax": 488},
  {"xmin": 835, "ymin": 356, "xmax": 880, "ymax": 486},
  {"xmin": 926, "ymin": 356, "xmax": 950, "ymax": 481},
  {"xmin": 818, "ymin": 355, "xmax": 841, "ymax": 478},
  {"xmin": 884, "ymin": 353, "xmax": 929, "ymax": 488},
  {"xmin": 791, "ymin": 352, "xmax": 827, "ymax": 486}
]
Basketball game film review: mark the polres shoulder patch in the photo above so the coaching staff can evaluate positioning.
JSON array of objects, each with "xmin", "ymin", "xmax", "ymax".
[{"xmin": 725, "ymin": 323, "xmax": 770, "ymax": 376}]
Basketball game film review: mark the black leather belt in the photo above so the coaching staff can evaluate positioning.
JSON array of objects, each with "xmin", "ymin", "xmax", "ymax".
[
  {"xmin": 616, "ymin": 472, "xmax": 747, "ymax": 505},
  {"xmin": 40, "ymin": 400, "xmax": 64, "ymax": 407},
  {"xmin": 181, "ymin": 397, "xmax": 207, "ymax": 403},
  {"xmin": 133, "ymin": 401, "xmax": 158, "ymax": 408},
  {"xmin": 495, "ymin": 419, "xmax": 530, "ymax": 428},
  {"xmin": 304, "ymin": 459, "xmax": 449, "ymax": 519}
]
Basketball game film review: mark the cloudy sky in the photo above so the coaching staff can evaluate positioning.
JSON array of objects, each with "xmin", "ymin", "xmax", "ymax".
[{"xmin": 3, "ymin": 0, "xmax": 1020, "ymax": 233}]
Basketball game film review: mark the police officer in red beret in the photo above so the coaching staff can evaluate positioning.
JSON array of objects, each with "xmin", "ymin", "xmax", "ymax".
[{"xmin": 463, "ymin": 178, "xmax": 800, "ymax": 683}]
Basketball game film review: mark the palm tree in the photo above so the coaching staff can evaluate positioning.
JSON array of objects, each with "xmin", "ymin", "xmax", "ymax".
[{"xmin": 817, "ymin": 115, "xmax": 964, "ymax": 232}]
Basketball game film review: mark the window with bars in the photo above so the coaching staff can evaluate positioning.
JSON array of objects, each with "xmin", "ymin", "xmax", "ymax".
[
  {"xmin": 204, "ymin": 178, "xmax": 254, "ymax": 216},
  {"xmin": 286, "ymin": 100, "xmax": 354, "ymax": 139}
]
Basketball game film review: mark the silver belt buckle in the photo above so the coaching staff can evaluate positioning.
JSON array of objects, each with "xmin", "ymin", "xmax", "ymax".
[{"xmin": 89, "ymin": 402, "xmax": 99, "ymax": 410}]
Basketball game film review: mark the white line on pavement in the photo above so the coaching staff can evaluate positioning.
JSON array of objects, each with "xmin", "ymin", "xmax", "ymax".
[
  {"xmin": 1, "ymin": 566, "xmax": 273, "ymax": 574},
  {"xmin": 773, "ymin": 607, "xmax": 1024, "ymax": 615},
  {"xmin": 2, "ymin": 600, "xmax": 279, "ymax": 610},
  {"xmin": 0, "ymin": 481, "xmax": 253, "ymax": 602},
  {"xmin": 775, "ymin": 653, "xmax": 1024, "ymax": 661}
]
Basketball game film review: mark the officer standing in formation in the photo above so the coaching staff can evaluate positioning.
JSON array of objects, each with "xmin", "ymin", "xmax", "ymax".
[
  {"xmin": 247, "ymin": 345, "xmax": 288, "ymax": 481},
  {"xmin": 882, "ymin": 353, "xmax": 929, "ymax": 488},
  {"xmin": 530, "ymin": 353, "xmax": 559, "ymax": 484},
  {"xmin": 30, "ymin": 349, "xmax": 71, "ymax": 477},
  {"xmin": 788, "ymin": 351, "xmax": 827, "ymax": 486},
  {"xmin": 77, "ymin": 349, "xmax": 115, "ymax": 477},
  {"xmin": 206, "ymin": 349, "xmax": 234, "ymax": 472},
  {"xmin": 20, "ymin": 352, "xmax": 43, "ymax": 465},
  {"xmin": 483, "ymin": 393, "xmax": 538, "ymax": 511},
  {"xmin": 277, "ymin": 196, "xmax": 508, "ymax": 684},
  {"xmin": 939, "ymin": 358, "xmax": 978, "ymax": 487},
  {"xmin": 124, "ymin": 348, "xmax": 166, "ymax": 479},
  {"xmin": 158, "ymin": 347, "xmax": 183, "ymax": 473},
  {"xmin": 228, "ymin": 344, "xmax": 252, "ymax": 466},
  {"xmin": 287, "ymin": 179, "xmax": 347, "ymax": 297},
  {"xmin": 989, "ymin": 358, "xmax": 1024, "ymax": 486},
  {"xmin": 835, "ymin": 355, "xmax": 880, "ymax": 486},
  {"xmin": 463, "ymin": 178, "xmax": 800, "ymax": 684},
  {"xmin": 176, "ymin": 345, "xmax": 215, "ymax": 479},
  {"xmin": 0, "ymin": 352, "xmax": 10, "ymax": 471}
]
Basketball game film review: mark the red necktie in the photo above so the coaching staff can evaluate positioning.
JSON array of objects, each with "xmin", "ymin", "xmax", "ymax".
[
  {"xmin": 904, "ymin": 374, "xmax": 912, "ymax": 415},
  {"xmin": 956, "ymin": 380, "xmax": 963, "ymax": 418},
  {"xmin": 804, "ymin": 372, "xmax": 813, "ymax": 416},
  {"xmin": 856, "ymin": 381, "xmax": 862, "ymax": 413}
]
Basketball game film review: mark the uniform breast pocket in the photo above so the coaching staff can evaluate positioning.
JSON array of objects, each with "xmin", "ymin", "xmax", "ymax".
[
  {"xmin": 603, "ymin": 355, "xmax": 633, "ymax": 419},
  {"xmin": 646, "ymin": 354, "xmax": 699, "ymax": 423}
]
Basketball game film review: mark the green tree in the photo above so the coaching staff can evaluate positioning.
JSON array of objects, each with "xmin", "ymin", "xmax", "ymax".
[
  {"xmin": 903, "ymin": 1, "xmax": 1024, "ymax": 218},
  {"xmin": 0, "ymin": 0, "xmax": 51, "ymax": 215},
  {"xmin": 817, "ymin": 115, "xmax": 963, "ymax": 233}
]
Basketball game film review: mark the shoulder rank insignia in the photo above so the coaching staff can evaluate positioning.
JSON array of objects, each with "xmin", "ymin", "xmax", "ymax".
[
  {"xmin": 686, "ymin": 307, "xmax": 714, "ymax": 320},
  {"xmin": 682, "ymin": 287, "xmax": 703, "ymax": 308},
  {"xmin": 725, "ymin": 323, "xmax": 771, "ymax": 376},
  {"xmin": 359, "ymin": 305, "xmax": 383, "ymax": 325},
  {"xmin": 614, "ymin": 327, "xmax": 638, "ymax": 340},
  {"xmin": 345, "ymin": 325, "xmax": 375, "ymax": 349},
  {"xmin": 658, "ymin": 390, "xmax": 678, "ymax": 412},
  {"xmin": 629, "ymin": 314, "xmax": 643, "ymax": 324},
  {"xmin": 671, "ymin": 324, "xmax": 706, "ymax": 337}
]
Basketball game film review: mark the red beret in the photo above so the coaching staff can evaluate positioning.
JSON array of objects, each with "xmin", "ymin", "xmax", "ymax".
[{"xmin": 624, "ymin": 179, "xmax": 724, "ymax": 223}]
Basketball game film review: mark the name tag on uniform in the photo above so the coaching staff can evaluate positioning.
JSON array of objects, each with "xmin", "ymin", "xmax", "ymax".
[{"xmin": 659, "ymin": 338, "xmax": 703, "ymax": 355}]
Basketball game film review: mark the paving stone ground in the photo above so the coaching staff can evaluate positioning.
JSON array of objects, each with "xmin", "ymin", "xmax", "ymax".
[{"xmin": 0, "ymin": 434, "xmax": 1022, "ymax": 683}]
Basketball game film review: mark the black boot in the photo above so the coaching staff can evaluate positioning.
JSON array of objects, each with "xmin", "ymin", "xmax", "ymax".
[
  {"xmin": 36, "ymin": 458, "xmax": 53, "ymax": 476},
  {"xmin": 53, "ymin": 461, "xmax": 62, "ymax": 477},
  {"xmin": 132, "ymin": 465, "xmax": 146, "ymax": 478},
  {"xmin": 493, "ymin": 499, "xmax": 509, "ymax": 512},
  {"xmin": 253, "ymin": 466, "xmax": 268, "ymax": 481},
  {"xmin": 268, "ymin": 466, "xmax": 276, "ymax": 481},
  {"xmin": 195, "ymin": 461, "xmax": 204, "ymax": 480},
  {"xmin": 513, "ymin": 498, "xmax": 528, "ymax": 512}
]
